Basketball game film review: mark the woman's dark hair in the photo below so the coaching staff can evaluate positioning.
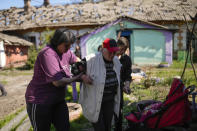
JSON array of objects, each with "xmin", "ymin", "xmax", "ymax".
[{"xmin": 50, "ymin": 29, "xmax": 76, "ymax": 49}]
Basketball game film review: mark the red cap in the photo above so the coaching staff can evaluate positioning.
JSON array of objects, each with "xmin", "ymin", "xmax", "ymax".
[{"xmin": 103, "ymin": 38, "xmax": 119, "ymax": 52}]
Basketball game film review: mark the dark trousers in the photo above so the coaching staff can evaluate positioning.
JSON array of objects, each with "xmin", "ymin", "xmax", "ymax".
[
  {"xmin": 26, "ymin": 100, "xmax": 69, "ymax": 131},
  {"xmin": 92, "ymin": 99, "xmax": 114, "ymax": 131},
  {"xmin": 115, "ymin": 87, "xmax": 123, "ymax": 131}
]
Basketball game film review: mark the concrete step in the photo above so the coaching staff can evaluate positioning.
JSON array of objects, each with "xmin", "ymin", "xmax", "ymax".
[
  {"xmin": 16, "ymin": 117, "xmax": 31, "ymax": 131},
  {"xmin": 0, "ymin": 109, "xmax": 27, "ymax": 131}
]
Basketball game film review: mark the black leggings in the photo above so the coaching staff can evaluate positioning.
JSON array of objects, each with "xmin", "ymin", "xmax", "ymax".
[{"xmin": 26, "ymin": 101, "xmax": 69, "ymax": 131}]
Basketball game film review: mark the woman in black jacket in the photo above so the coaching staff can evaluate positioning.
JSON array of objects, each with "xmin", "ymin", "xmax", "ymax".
[{"xmin": 115, "ymin": 37, "xmax": 132, "ymax": 131}]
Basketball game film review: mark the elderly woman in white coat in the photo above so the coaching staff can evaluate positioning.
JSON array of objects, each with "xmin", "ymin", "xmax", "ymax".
[{"xmin": 79, "ymin": 38, "xmax": 121, "ymax": 131}]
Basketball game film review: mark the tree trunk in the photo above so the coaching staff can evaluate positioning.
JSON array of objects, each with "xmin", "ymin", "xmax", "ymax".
[{"xmin": 44, "ymin": 0, "xmax": 50, "ymax": 6}]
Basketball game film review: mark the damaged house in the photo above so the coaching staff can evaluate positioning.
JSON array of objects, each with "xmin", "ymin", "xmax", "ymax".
[
  {"xmin": 0, "ymin": 0, "xmax": 196, "ymax": 65},
  {"xmin": 0, "ymin": 33, "xmax": 33, "ymax": 68},
  {"xmin": 79, "ymin": 16, "xmax": 174, "ymax": 65}
]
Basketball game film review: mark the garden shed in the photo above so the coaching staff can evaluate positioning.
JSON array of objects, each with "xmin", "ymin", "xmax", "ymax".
[{"xmin": 80, "ymin": 17, "xmax": 175, "ymax": 65}]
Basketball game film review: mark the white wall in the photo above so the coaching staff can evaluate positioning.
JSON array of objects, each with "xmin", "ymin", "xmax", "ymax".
[{"xmin": 0, "ymin": 41, "xmax": 6, "ymax": 68}]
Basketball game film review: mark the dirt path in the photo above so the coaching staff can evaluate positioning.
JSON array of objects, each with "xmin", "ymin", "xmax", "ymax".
[{"xmin": 0, "ymin": 70, "xmax": 33, "ymax": 119}]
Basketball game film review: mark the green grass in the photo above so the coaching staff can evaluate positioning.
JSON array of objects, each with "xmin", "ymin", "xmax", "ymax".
[
  {"xmin": 143, "ymin": 60, "xmax": 197, "ymax": 87},
  {"xmin": 170, "ymin": 60, "xmax": 192, "ymax": 69},
  {"xmin": 0, "ymin": 107, "xmax": 25, "ymax": 129},
  {"xmin": 0, "ymin": 80, "xmax": 8, "ymax": 85},
  {"xmin": 29, "ymin": 126, "xmax": 33, "ymax": 131},
  {"xmin": 65, "ymin": 83, "xmax": 81, "ymax": 102},
  {"xmin": 70, "ymin": 115, "xmax": 91, "ymax": 131},
  {"xmin": 0, "ymin": 70, "xmax": 33, "ymax": 76}
]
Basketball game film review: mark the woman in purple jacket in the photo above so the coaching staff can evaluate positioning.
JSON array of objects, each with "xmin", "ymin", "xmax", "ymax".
[{"xmin": 25, "ymin": 29, "xmax": 83, "ymax": 131}]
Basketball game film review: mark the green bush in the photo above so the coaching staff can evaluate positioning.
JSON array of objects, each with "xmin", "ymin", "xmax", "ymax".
[
  {"xmin": 25, "ymin": 30, "xmax": 55, "ymax": 69},
  {"xmin": 25, "ymin": 46, "xmax": 39, "ymax": 69},
  {"xmin": 40, "ymin": 29, "xmax": 55, "ymax": 45},
  {"xmin": 25, "ymin": 45, "xmax": 46, "ymax": 69},
  {"xmin": 70, "ymin": 115, "xmax": 90, "ymax": 131}
]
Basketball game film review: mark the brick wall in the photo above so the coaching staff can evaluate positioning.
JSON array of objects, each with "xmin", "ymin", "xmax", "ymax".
[{"xmin": 4, "ymin": 45, "xmax": 29, "ymax": 67}]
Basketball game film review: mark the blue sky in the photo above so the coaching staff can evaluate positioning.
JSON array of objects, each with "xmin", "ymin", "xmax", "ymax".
[{"xmin": 0, "ymin": 0, "xmax": 83, "ymax": 10}]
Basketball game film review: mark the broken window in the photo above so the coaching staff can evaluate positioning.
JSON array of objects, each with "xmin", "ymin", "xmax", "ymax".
[{"xmin": 28, "ymin": 36, "xmax": 36, "ymax": 44}]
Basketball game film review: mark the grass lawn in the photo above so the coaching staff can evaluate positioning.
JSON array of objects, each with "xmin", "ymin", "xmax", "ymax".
[
  {"xmin": 0, "ymin": 69, "xmax": 33, "ymax": 76},
  {"xmin": 0, "ymin": 80, "xmax": 7, "ymax": 85}
]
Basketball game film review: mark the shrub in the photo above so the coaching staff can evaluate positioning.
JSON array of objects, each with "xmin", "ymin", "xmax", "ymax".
[
  {"xmin": 25, "ymin": 30, "xmax": 55, "ymax": 69},
  {"xmin": 25, "ymin": 45, "xmax": 39, "ymax": 69}
]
